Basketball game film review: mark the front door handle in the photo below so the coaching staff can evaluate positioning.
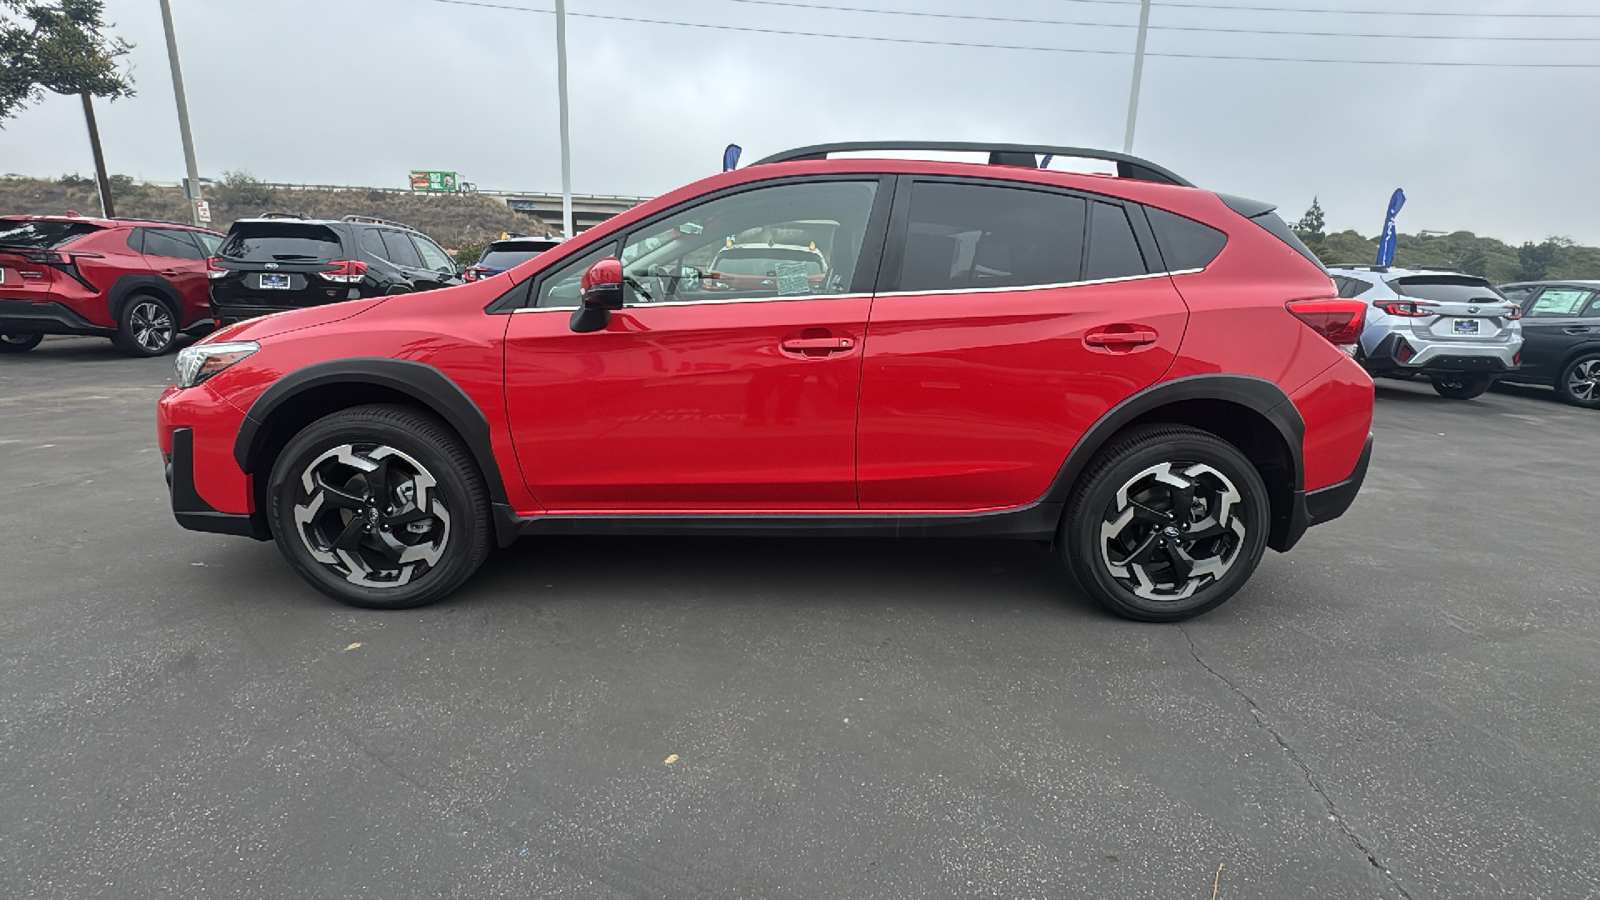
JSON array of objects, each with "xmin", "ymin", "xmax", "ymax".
[
  {"xmin": 780, "ymin": 335, "xmax": 855, "ymax": 353},
  {"xmin": 1085, "ymin": 328, "xmax": 1159, "ymax": 348},
  {"xmin": 1565, "ymin": 326, "xmax": 1592, "ymax": 335}
]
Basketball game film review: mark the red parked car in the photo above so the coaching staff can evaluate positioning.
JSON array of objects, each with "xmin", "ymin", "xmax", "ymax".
[
  {"xmin": 159, "ymin": 142, "xmax": 1374, "ymax": 622},
  {"xmin": 0, "ymin": 214, "xmax": 224, "ymax": 356}
]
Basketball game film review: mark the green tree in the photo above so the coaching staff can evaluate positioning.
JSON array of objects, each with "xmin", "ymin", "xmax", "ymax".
[
  {"xmin": 1518, "ymin": 239, "xmax": 1561, "ymax": 282},
  {"xmin": 215, "ymin": 169, "xmax": 276, "ymax": 209},
  {"xmin": 1, "ymin": 0, "xmax": 132, "ymax": 213},
  {"xmin": 1294, "ymin": 197, "xmax": 1326, "ymax": 240},
  {"xmin": 1457, "ymin": 246, "xmax": 1488, "ymax": 278}
]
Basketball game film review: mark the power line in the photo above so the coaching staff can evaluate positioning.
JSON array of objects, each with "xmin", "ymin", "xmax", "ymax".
[
  {"xmin": 1038, "ymin": 0, "xmax": 1600, "ymax": 18},
  {"xmin": 425, "ymin": 0, "xmax": 1600, "ymax": 67},
  {"xmin": 714, "ymin": 0, "xmax": 1600, "ymax": 42}
]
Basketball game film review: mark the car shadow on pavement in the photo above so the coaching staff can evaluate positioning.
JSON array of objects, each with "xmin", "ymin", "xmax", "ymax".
[{"xmin": 5, "ymin": 335, "xmax": 199, "ymax": 363}]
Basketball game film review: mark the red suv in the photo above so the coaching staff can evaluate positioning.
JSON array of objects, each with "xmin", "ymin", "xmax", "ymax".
[
  {"xmin": 0, "ymin": 214, "xmax": 224, "ymax": 356},
  {"xmin": 158, "ymin": 142, "xmax": 1374, "ymax": 622}
]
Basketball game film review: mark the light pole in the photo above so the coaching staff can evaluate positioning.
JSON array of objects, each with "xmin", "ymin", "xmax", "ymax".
[
  {"xmin": 158, "ymin": 0, "xmax": 204, "ymax": 226},
  {"xmin": 554, "ymin": 0, "xmax": 574, "ymax": 238},
  {"xmin": 1123, "ymin": 0, "xmax": 1152, "ymax": 154}
]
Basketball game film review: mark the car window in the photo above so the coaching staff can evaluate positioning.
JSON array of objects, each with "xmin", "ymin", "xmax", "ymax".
[
  {"xmin": 411, "ymin": 235, "xmax": 457, "ymax": 273},
  {"xmin": 195, "ymin": 233, "xmax": 222, "ymax": 255},
  {"xmin": 1391, "ymin": 276, "xmax": 1503, "ymax": 303},
  {"xmin": 620, "ymin": 180, "xmax": 878, "ymax": 304},
  {"xmin": 534, "ymin": 242, "xmax": 619, "ymax": 308},
  {"xmin": 359, "ymin": 229, "xmax": 387, "ymax": 261},
  {"xmin": 1143, "ymin": 206, "xmax": 1225, "ymax": 272},
  {"xmin": 0, "ymin": 219, "xmax": 102, "ymax": 249},
  {"xmin": 896, "ymin": 181, "xmax": 1085, "ymax": 293},
  {"xmin": 1585, "ymin": 294, "xmax": 1600, "ymax": 317},
  {"xmin": 1527, "ymin": 288, "xmax": 1592, "ymax": 317},
  {"xmin": 1336, "ymin": 276, "xmax": 1375, "ymax": 298},
  {"xmin": 141, "ymin": 228, "xmax": 205, "ymax": 260},
  {"xmin": 220, "ymin": 223, "xmax": 343, "ymax": 262},
  {"xmin": 379, "ymin": 230, "xmax": 423, "ymax": 268},
  {"xmin": 1499, "ymin": 286, "xmax": 1535, "ymax": 304},
  {"xmin": 1085, "ymin": 201, "xmax": 1148, "ymax": 281}
]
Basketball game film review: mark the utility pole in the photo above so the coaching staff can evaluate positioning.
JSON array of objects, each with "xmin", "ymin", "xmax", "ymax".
[
  {"xmin": 1123, "ymin": 0, "xmax": 1152, "ymax": 154},
  {"xmin": 158, "ymin": 0, "xmax": 204, "ymax": 226},
  {"xmin": 554, "ymin": 0, "xmax": 574, "ymax": 238},
  {"xmin": 79, "ymin": 93, "xmax": 114, "ymax": 217}
]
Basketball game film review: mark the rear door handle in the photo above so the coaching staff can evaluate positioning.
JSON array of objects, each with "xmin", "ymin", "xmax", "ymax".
[
  {"xmin": 1565, "ymin": 326, "xmax": 1592, "ymax": 335},
  {"xmin": 780, "ymin": 336, "xmax": 855, "ymax": 353},
  {"xmin": 160, "ymin": 269, "xmax": 182, "ymax": 277},
  {"xmin": 1085, "ymin": 328, "xmax": 1159, "ymax": 347}
]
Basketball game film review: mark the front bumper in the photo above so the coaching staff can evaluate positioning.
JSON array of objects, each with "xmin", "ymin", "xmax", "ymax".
[
  {"xmin": 159, "ymin": 383, "xmax": 270, "ymax": 540},
  {"xmin": 167, "ymin": 427, "xmax": 270, "ymax": 538}
]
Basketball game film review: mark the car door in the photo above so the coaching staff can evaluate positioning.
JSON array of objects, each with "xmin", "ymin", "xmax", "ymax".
[
  {"xmin": 856, "ymin": 179, "xmax": 1189, "ymax": 511},
  {"xmin": 1518, "ymin": 286, "xmax": 1597, "ymax": 382},
  {"xmin": 377, "ymin": 229, "xmax": 431, "ymax": 292},
  {"xmin": 138, "ymin": 227, "xmax": 211, "ymax": 327},
  {"xmin": 503, "ymin": 177, "xmax": 890, "ymax": 511}
]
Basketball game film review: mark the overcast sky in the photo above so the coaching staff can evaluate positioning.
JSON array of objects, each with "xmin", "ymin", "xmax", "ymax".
[{"xmin": 2, "ymin": 0, "xmax": 1596, "ymax": 244}]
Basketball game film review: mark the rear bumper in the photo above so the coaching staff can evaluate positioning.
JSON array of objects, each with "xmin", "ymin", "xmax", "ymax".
[
  {"xmin": 1276, "ymin": 432, "xmax": 1372, "ymax": 551},
  {"xmin": 1363, "ymin": 331, "xmax": 1520, "ymax": 375},
  {"xmin": 0, "ymin": 298, "xmax": 114, "ymax": 336}
]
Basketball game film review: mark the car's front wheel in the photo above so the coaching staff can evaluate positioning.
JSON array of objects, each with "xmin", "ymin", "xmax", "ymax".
[
  {"xmin": 267, "ymin": 404, "xmax": 493, "ymax": 609},
  {"xmin": 112, "ymin": 294, "xmax": 179, "ymax": 357},
  {"xmin": 1558, "ymin": 354, "xmax": 1600, "ymax": 409},
  {"xmin": 1430, "ymin": 374, "xmax": 1493, "ymax": 399},
  {"xmin": 1061, "ymin": 425, "xmax": 1270, "ymax": 622},
  {"xmin": 0, "ymin": 332, "xmax": 43, "ymax": 353}
]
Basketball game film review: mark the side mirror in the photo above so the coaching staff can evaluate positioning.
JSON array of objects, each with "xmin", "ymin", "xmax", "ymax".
[{"xmin": 570, "ymin": 257, "xmax": 623, "ymax": 333}]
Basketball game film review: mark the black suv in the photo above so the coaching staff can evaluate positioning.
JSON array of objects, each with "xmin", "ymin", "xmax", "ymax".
[{"xmin": 208, "ymin": 215, "xmax": 464, "ymax": 325}]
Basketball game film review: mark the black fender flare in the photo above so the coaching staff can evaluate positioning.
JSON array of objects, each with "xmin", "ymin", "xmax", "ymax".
[
  {"xmin": 1040, "ymin": 373, "xmax": 1307, "ymax": 548},
  {"xmin": 234, "ymin": 358, "xmax": 515, "ymax": 541},
  {"xmin": 107, "ymin": 274, "xmax": 183, "ymax": 325}
]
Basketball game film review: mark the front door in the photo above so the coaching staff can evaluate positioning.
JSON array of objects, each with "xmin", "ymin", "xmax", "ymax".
[
  {"xmin": 504, "ymin": 178, "xmax": 888, "ymax": 511},
  {"xmin": 1518, "ymin": 286, "xmax": 1600, "ymax": 381},
  {"xmin": 857, "ymin": 180, "xmax": 1189, "ymax": 510}
]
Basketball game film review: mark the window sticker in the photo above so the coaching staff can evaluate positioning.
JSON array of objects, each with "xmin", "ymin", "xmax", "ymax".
[
  {"xmin": 1531, "ymin": 289, "xmax": 1589, "ymax": 316},
  {"xmin": 774, "ymin": 261, "xmax": 811, "ymax": 295}
]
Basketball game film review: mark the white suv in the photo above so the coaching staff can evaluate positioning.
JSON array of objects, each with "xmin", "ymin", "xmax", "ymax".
[{"xmin": 1329, "ymin": 266, "xmax": 1524, "ymax": 399}]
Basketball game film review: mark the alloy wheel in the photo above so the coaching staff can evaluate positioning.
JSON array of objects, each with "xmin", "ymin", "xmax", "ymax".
[
  {"xmin": 1567, "ymin": 359, "xmax": 1599, "ymax": 403},
  {"xmin": 291, "ymin": 443, "xmax": 452, "ymax": 589},
  {"xmin": 1098, "ymin": 461, "xmax": 1248, "ymax": 602},
  {"xmin": 129, "ymin": 300, "xmax": 174, "ymax": 352}
]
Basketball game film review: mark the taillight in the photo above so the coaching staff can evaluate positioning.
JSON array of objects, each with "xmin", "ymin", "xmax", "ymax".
[
  {"xmin": 1287, "ymin": 299, "xmax": 1367, "ymax": 347},
  {"xmin": 463, "ymin": 267, "xmax": 483, "ymax": 282},
  {"xmin": 1506, "ymin": 305, "xmax": 1524, "ymax": 320},
  {"xmin": 206, "ymin": 256, "xmax": 227, "ymax": 280},
  {"xmin": 1373, "ymin": 299, "xmax": 1434, "ymax": 318},
  {"xmin": 317, "ymin": 260, "xmax": 369, "ymax": 283}
]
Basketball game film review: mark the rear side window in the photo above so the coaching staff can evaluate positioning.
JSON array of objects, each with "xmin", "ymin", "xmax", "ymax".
[
  {"xmin": 359, "ymin": 229, "xmax": 387, "ymax": 260},
  {"xmin": 0, "ymin": 219, "xmax": 102, "ymax": 249},
  {"xmin": 896, "ymin": 181, "xmax": 1086, "ymax": 292},
  {"xmin": 1392, "ymin": 276, "xmax": 1505, "ymax": 303},
  {"xmin": 1336, "ymin": 276, "xmax": 1375, "ymax": 298},
  {"xmin": 1085, "ymin": 202, "xmax": 1147, "ymax": 281},
  {"xmin": 220, "ymin": 223, "xmax": 343, "ymax": 262},
  {"xmin": 380, "ymin": 230, "xmax": 423, "ymax": 268},
  {"xmin": 140, "ymin": 228, "xmax": 204, "ymax": 260},
  {"xmin": 1144, "ymin": 207, "xmax": 1226, "ymax": 272}
]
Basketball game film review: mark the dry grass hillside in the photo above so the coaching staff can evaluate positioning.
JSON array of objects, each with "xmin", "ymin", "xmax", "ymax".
[{"xmin": 0, "ymin": 175, "xmax": 550, "ymax": 253}]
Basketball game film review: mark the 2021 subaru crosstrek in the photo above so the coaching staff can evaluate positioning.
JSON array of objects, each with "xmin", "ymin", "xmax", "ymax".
[{"xmin": 159, "ymin": 142, "xmax": 1375, "ymax": 622}]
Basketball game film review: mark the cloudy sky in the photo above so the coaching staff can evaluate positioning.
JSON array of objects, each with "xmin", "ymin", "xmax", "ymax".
[{"xmin": 2, "ymin": 0, "xmax": 1597, "ymax": 244}]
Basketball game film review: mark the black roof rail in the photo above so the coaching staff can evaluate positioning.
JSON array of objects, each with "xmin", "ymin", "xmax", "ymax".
[
  {"xmin": 342, "ymin": 214, "xmax": 420, "ymax": 232},
  {"xmin": 749, "ymin": 141, "xmax": 1193, "ymax": 187}
]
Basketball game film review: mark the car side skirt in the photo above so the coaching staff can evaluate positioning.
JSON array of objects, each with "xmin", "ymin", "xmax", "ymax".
[{"xmin": 501, "ymin": 501, "xmax": 1065, "ymax": 541}]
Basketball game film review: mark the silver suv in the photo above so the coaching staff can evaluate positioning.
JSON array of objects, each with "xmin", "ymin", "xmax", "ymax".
[{"xmin": 1328, "ymin": 266, "xmax": 1523, "ymax": 399}]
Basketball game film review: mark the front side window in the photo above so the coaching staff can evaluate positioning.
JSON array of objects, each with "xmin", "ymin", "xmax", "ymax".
[
  {"xmin": 411, "ymin": 235, "xmax": 457, "ymax": 274},
  {"xmin": 196, "ymin": 233, "xmax": 222, "ymax": 255},
  {"xmin": 619, "ymin": 180, "xmax": 878, "ymax": 304},
  {"xmin": 896, "ymin": 181, "xmax": 1085, "ymax": 293},
  {"xmin": 534, "ymin": 242, "xmax": 618, "ymax": 308},
  {"xmin": 1527, "ymin": 288, "xmax": 1594, "ymax": 317}
]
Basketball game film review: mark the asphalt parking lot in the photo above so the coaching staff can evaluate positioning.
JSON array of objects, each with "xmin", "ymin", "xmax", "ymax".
[{"xmin": 3, "ymin": 336, "xmax": 1597, "ymax": 899}]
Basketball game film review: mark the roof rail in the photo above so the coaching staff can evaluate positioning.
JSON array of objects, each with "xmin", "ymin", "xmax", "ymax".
[
  {"xmin": 749, "ymin": 141, "xmax": 1193, "ymax": 187},
  {"xmin": 342, "ymin": 214, "xmax": 419, "ymax": 232}
]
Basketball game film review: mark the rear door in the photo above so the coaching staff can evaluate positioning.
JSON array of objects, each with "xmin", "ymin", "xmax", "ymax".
[
  {"xmin": 138, "ymin": 228, "xmax": 211, "ymax": 326},
  {"xmin": 856, "ymin": 179, "xmax": 1188, "ymax": 511},
  {"xmin": 1518, "ymin": 286, "xmax": 1600, "ymax": 380}
]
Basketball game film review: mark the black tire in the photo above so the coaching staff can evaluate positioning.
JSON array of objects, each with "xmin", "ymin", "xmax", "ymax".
[
  {"xmin": 112, "ymin": 294, "xmax": 179, "ymax": 357},
  {"xmin": 1430, "ymin": 374, "xmax": 1493, "ymax": 400},
  {"xmin": 0, "ymin": 332, "xmax": 43, "ymax": 353},
  {"xmin": 1557, "ymin": 354, "xmax": 1600, "ymax": 409},
  {"xmin": 267, "ymin": 404, "xmax": 493, "ymax": 609},
  {"xmin": 1060, "ymin": 425, "xmax": 1271, "ymax": 623}
]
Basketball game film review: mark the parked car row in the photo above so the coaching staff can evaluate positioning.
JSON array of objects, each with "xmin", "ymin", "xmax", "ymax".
[
  {"xmin": 1328, "ymin": 265, "xmax": 1600, "ymax": 408},
  {"xmin": 0, "ymin": 212, "xmax": 558, "ymax": 356}
]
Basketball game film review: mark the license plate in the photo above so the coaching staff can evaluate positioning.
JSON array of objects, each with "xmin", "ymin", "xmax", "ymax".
[
  {"xmin": 259, "ymin": 273, "xmax": 291, "ymax": 290},
  {"xmin": 1452, "ymin": 319, "xmax": 1480, "ymax": 335}
]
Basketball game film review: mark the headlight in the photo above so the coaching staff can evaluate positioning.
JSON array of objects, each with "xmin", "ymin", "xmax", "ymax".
[{"xmin": 174, "ymin": 341, "xmax": 259, "ymax": 389}]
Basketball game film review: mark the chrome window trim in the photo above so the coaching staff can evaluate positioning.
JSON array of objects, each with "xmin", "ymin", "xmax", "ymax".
[{"xmin": 873, "ymin": 268, "xmax": 1203, "ymax": 299}]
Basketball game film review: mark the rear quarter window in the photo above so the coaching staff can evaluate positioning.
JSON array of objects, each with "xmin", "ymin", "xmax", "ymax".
[{"xmin": 1143, "ymin": 206, "xmax": 1226, "ymax": 272}]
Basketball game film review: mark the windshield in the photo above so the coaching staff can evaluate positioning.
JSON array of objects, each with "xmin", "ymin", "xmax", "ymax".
[
  {"xmin": 219, "ymin": 223, "xmax": 343, "ymax": 262},
  {"xmin": 479, "ymin": 243, "xmax": 556, "ymax": 268},
  {"xmin": 712, "ymin": 248, "xmax": 826, "ymax": 277},
  {"xmin": 1393, "ymin": 276, "xmax": 1505, "ymax": 303},
  {"xmin": 0, "ymin": 219, "xmax": 102, "ymax": 250}
]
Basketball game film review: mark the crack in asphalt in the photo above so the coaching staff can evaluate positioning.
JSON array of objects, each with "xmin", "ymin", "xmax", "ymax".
[{"xmin": 1176, "ymin": 626, "xmax": 1414, "ymax": 900}]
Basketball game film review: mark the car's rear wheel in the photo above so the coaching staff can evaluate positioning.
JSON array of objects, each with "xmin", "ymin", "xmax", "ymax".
[
  {"xmin": 0, "ymin": 332, "xmax": 43, "ymax": 353},
  {"xmin": 1558, "ymin": 354, "xmax": 1600, "ymax": 409},
  {"xmin": 267, "ymin": 404, "xmax": 492, "ymax": 609},
  {"xmin": 1061, "ymin": 425, "xmax": 1270, "ymax": 622},
  {"xmin": 112, "ymin": 294, "xmax": 178, "ymax": 357},
  {"xmin": 1430, "ymin": 374, "xmax": 1493, "ymax": 399}
]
